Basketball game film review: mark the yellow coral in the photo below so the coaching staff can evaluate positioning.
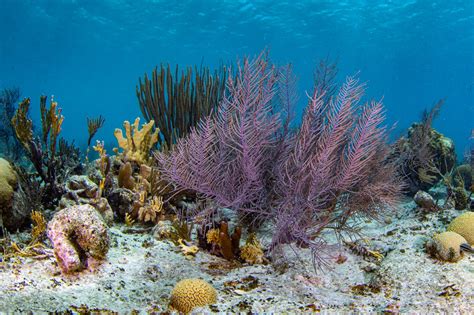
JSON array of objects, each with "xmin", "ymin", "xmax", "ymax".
[
  {"xmin": 178, "ymin": 239, "xmax": 199, "ymax": 257},
  {"xmin": 114, "ymin": 117, "xmax": 159, "ymax": 164},
  {"xmin": 170, "ymin": 278, "xmax": 217, "ymax": 314},
  {"xmin": 447, "ymin": 212, "xmax": 474, "ymax": 245},
  {"xmin": 240, "ymin": 233, "xmax": 264, "ymax": 264},
  {"xmin": 427, "ymin": 231, "xmax": 467, "ymax": 262},
  {"xmin": 0, "ymin": 158, "xmax": 17, "ymax": 208},
  {"xmin": 138, "ymin": 195, "xmax": 163, "ymax": 224},
  {"xmin": 30, "ymin": 210, "xmax": 47, "ymax": 242},
  {"xmin": 206, "ymin": 228, "xmax": 220, "ymax": 245}
]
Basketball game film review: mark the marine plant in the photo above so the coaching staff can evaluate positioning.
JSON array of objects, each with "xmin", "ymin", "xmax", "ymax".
[
  {"xmin": 157, "ymin": 53, "xmax": 403, "ymax": 268},
  {"xmin": 11, "ymin": 96, "xmax": 82, "ymax": 208},
  {"xmin": 0, "ymin": 87, "xmax": 24, "ymax": 162},
  {"xmin": 136, "ymin": 63, "xmax": 226, "ymax": 149}
]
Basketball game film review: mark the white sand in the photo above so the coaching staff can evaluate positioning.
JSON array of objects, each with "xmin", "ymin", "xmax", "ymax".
[{"xmin": 0, "ymin": 200, "xmax": 473, "ymax": 313}]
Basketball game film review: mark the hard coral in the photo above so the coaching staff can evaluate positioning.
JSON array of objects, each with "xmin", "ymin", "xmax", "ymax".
[
  {"xmin": 0, "ymin": 158, "xmax": 20, "ymax": 231},
  {"xmin": 447, "ymin": 212, "xmax": 474, "ymax": 244},
  {"xmin": 169, "ymin": 278, "xmax": 217, "ymax": 314},
  {"xmin": 426, "ymin": 231, "xmax": 467, "ymax": 262},
  {"xmin": 114, "ymin": 117, "xmax": 159, "ymax": 164},
  {"xmin": 240, "ymin": 233, "xmax": 265, "ymax": 265},
  {"xmin": 47, "ymin": 204, "xmax": 109, "ymax": 273},
  {"xmin": 0, "ymin": 158, "xmax": 17, "ymax": 207}
]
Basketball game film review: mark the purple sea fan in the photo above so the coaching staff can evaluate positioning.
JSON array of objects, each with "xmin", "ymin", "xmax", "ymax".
[
  {"xmin": 270, "ymin": 75, "xmax": 403, "ymax": 268},
  {"xmin": 157, "ymin": 53, "xmax": 403, "ymax": 269},
  {"xmin": 157, "ymin": 53, "xmax": 281, "ymax": 214}
]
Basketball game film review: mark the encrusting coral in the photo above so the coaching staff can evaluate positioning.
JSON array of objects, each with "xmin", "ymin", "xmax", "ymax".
[
  {"xmin": 240, "ymin": 233, "xmax": 265, "ymax": 265},
  {"xmin": 113, "ymin": 117, "xmax": 159, "ymax": 164},
  {"xmin": 447, "ymin": 212, "xmax": 474, "ymax": 244},
  {"xmin": 426, "ymin": 231, "xmax": 467, "ymax": 262},
  {"xmin": 47, "ymin": 204, "xmax": 109, "ymax": 273},
  {"xmin": 169, "ymin": 278, "xmax": 217, "ymax": 313}
]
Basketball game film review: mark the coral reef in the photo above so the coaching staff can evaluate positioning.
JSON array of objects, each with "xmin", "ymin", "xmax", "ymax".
[
  {"xmin": 426, "ymin": 231, "xmax": 467, "ymax": 262},
  {"xmin": 113, "ymin": 117, "xmax": 159, "ymax": 164},
  {"xmin": 169, "ymin": 278, "xmax": 217, "ymax": 313},
  {"xmin": 447, "ymin": 212, "xmax": 474, "ymax": 244},
  {"xmin": 47, "ymin": 204, "xmax": 109, "ymax": 273},
  {"xmin": 137, "ymin": 63, "xmax": 226, "ymax": 149}
]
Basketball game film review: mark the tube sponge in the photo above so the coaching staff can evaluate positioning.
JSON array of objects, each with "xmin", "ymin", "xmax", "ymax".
[
  {"xmin": 447, "ymin": 212, "xmax": 474, "ymax": 244},
  {"xmin": 170, "ymin": 278, "xmax": 217, "ymax": 313},
  {"xmin": 47, "ymin": 204, "xmax": 109, "ymax": 273}
]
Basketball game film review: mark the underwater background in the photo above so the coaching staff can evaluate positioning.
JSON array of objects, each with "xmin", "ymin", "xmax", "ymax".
[{"xmin": 0, "ymin": 0, "xmax": 473, "ymax": 155}]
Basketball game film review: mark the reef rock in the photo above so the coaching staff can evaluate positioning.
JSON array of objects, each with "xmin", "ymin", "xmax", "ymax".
[
  {"xmin": 393, "ymin": 126, "xmax": 456, "ymax": 195},
  {"xmin": 413, "ymin": 190, "xmax": 437, "ymax": 211},
  {"xmin": 107, "ymin": 187, "xmax": 134, "ymax": 220},
  {"xmin": 47, "ymin": 204, "xmax": 110, "ymax": 273},
  {"xmin": 58, "ymin": 175, "xmax": 114, "ymax": 224}
]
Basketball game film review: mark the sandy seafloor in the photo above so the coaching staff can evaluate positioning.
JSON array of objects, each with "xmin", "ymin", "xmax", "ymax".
[{"xmin": 0, "ymin": 197, "xmax": 473, "ymax": 314}]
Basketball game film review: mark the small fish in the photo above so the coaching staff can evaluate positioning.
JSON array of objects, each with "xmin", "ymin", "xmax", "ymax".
[{"xmin": 460, "ymin": 243, "xmax": 474, "ymax": 253}]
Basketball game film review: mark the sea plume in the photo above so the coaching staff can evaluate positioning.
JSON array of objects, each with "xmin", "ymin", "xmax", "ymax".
[
  {"xmin": 157, "ymin": 53, "xmax": 403, "ymax": 269},
  {"xmin": 157, "ymin": 53, "xmax": 280, "ymax": 214}
]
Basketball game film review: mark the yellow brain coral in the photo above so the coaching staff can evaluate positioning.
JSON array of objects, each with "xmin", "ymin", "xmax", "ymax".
[
  {"xmin": 426, "ymin": 231, "xmax": 467, "ymax": 262},
  {"xmin": 170, "ymin": 278, "xmax": 217, "ymax": 313},
  {"xmin": 0, "ymin": 158, "xmax": 17, "ymax": 207},
  {"xmin": 447, "ymin": 212, "xmax": 474, "ymax": 245}
]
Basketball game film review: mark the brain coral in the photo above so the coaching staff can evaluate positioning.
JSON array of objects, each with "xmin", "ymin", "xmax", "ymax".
[
  {"xmin": 426, "ymin": 231, "xmax": 467, "ymax": 262},
  {"xmin": 47, "ymin": 204, "xmax": 109, "ymax": 273},
  {"xmin": 447, "ymin": 212, "xmax": 474, "ymax": 244},
  {"xmin": 170, "ymin": 278, "xmax": 217, "ymax": 313},
  {"xmin": 0, "ymin": 158, "xmax": 17, "ymax": 208}
]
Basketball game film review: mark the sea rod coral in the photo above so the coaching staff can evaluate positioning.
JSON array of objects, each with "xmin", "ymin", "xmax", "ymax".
[{"xmin": 157, "ymin": 53, "xmax": 403, "ymax": 268}]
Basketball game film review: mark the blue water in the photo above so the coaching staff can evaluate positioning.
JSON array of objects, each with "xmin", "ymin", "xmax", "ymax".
[{"xmin": 1, "ymin": 0, "xmax": 473, "ymax": 157}]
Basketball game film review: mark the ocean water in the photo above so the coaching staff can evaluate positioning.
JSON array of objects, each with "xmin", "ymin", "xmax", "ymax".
[{"xmin": 0, "ymin": 0, "xmax": 473, "ymax": 156}]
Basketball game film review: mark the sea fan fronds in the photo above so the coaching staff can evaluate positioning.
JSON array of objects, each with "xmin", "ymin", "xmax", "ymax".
[
  {"xmin": 157, "ymin": 52, "xmax": 280, "ymax": 214},
  {"xmin": 157, "ymin": 53, "xmax": 403, "ymax": 270}
]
